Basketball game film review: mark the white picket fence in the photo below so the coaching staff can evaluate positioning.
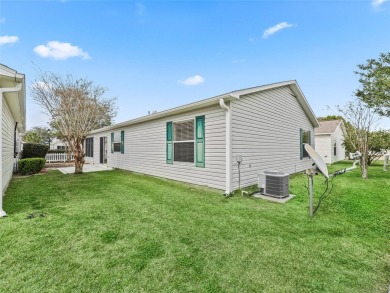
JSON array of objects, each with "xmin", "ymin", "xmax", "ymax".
[{"xmin": 45, "ymin": 153, "xmax": 74, "ymax": 163}]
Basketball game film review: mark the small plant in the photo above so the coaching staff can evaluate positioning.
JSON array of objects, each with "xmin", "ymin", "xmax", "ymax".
[
  {"xmin": 21, "ymin": 143, "xmax": 49, "ymax": 159},
  {"xmin": 18, "ymin": 158, "xmax": 46, "ymax": 175}
]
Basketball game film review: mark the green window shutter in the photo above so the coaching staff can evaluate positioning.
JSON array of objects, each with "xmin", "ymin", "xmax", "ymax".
[
  {"xmin": 308, "ymin": 130, "xmax": 311, "ymax": 146},
  {"xmin": 121, "ymin": 130, "xmax": 124, "ymax": 154},
  {"xmin": 166, "ymin": 122, "xmax": 173, "ymax": 164},
  {"xmin": 195, "ymin": 115, "xmax": 205, "ymax": 167},
  {"xmin": 111, "ymin": 132, "xmax": 114, "ymax": 153},
  {"xmin": 299, "ymin": 128, "xmax": 303, "ymax": 160}
]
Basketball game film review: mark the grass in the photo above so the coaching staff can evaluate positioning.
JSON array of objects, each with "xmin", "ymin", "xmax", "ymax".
[{"xmin": 0, "ymin": 161, "xmax": 389, "ymax": 292}]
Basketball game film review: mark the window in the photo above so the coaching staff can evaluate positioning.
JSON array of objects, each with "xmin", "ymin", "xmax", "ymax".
[
  {"xmin": 111, "ymin": 131, "xmax": 124, "ymax": 153},
  {"xmin": 300, "ymin": 129, "xmax": 311, "ymax": 159},
  {"xmin": 166, "ymin": 116, "xmax": 205, "ymax": 167},
  {"xmin": 174, "ymin": 119, "xmax": 195, "ymax": 163},
  {"xmin": 85, "ymin": 137, "xmax": 94, "ymax": 157},
  {"xmin": 57, "ymin": 146, "xmax": 66, "ymax": 150},
  {"xmin": 334, "ymin": 142, "xmax": 337, "ymax": 156}
]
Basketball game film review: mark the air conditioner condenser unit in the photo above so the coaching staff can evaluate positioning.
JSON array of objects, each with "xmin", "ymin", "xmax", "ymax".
[{"xmin": 258, "ymin": 171, "xmax": 290, "ymax": 199}]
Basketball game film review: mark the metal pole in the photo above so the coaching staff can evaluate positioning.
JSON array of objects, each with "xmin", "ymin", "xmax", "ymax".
[{"xmin": 309, "ymin": 174, "xmax": 314, "ymax": 218}]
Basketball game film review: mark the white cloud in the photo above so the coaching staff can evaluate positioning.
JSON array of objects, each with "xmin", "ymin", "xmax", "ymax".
[
  {"xmin": 136, "ymin": 2, "xmax": 146, "ymax": 16},
  {"xmin": 179, "ymin": 75, "xmax": 205, "ymax": 86},
  {"xmin": 33, "ymin": 41, "xmax": 90, "ymax": 60},
  {"xmin": 0, "ymin": 35, "xmax": 19, "ymax": 46},
  {"xmin": 262, "ymin": 22, "xmax": 294, "ymax": 39},
  {"xmin": 372, "ymin": 0, "xmax": 388, "ymax": 7}
]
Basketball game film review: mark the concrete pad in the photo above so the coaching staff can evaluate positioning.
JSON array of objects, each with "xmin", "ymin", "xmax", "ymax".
[
  {"xmin": 252, "ymin": 193, "xmax": 295, "ymax": 203},
  {"xmin": 57, "ymin": 164, "xmax": 113, "ymax": 174}
]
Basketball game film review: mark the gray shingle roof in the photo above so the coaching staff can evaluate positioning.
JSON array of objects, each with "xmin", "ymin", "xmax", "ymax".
[{"xmin": 314, "ymin": 120, "xmax": 342, "ymax": 134}]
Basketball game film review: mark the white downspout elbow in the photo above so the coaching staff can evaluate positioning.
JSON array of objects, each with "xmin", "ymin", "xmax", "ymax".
[
  {"xmin": 0, "ymin": 82, "xmax": 23, "ymax": 217},
  {"xmin": 219, "ymin": 98, "xmax": 232, "ymax": 195}
]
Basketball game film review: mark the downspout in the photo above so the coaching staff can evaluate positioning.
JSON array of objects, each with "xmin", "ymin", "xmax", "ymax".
[
  {"xmin": 14, "ymin": 122, "xmax": 18, "ymax": 158},
  {"xmin": 0, "ymin": 83, "xmax": 22, "ymax": 217},
  {"xmin": 219, "ymin": 98, "xmax": 232, "ymax": 196}
]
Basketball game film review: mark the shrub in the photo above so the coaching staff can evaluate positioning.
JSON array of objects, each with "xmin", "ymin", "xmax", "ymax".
[
  {"xmin": 47, "ymin": 149, "xmax": 66, "ymax": 154},
  {"xmin": 18, "ymin": 158, "xmax": 46, "ymax": 175},
  {"xmin": 21, "ymin": 143, "xmax": 49, "ymax": 159}
]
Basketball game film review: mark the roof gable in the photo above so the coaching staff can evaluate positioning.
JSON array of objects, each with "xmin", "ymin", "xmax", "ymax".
[
  {"xmin": 314, "ymin": 120, "xmax": 343, "ymax": 135},
  {"xmin": 90, "ymin": 80, "xmax": 319, "ymax": 134}
]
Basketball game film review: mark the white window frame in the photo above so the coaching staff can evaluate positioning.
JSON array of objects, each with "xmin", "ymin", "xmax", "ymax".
[{"xmin": 173, "ymin": 118, "xmax": 195, "ymax": 164}]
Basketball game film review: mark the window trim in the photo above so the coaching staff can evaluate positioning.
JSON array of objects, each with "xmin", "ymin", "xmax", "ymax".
[
  {"xmin": 172, "ymin": 118, "xmax": 195, "ymax": 164},
  {"xmin": 166, "ymin": 116, "xmax": 205, "ymax": 167},
  {"xmin": 300, "ymin": 128, "xmax": 311, "ymax": 160},
  {"xmin": 111, "ymin": 130, "xmax": 124, "ymax": 153}
]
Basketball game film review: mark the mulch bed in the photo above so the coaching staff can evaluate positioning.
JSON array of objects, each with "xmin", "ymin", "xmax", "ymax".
[{"xmin": 44, "ymin": 162, "xmax": 75, "ymax": 168}]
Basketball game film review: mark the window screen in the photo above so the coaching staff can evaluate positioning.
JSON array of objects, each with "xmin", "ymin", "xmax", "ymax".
[
  {"xmin": 174, "ymin": 142, "xmax": 194, "ymax": 163},
  {"xmin": 85, "ymin": 137, "xmax": 94, "ymax": 157},
  {"xmin": 173, "ymin": 119, "xmax": 194, "ymax": 163},
  {"xmin": 174, "ymin": 120, "xmax": 194, "ymax": 141},
  {"xmin": 301, "ymin": 130, "xmax": 311, "ymax": 158},
  {"xmin": 114, "ymin": 142, "xmax": 121, "ymax": 152}
]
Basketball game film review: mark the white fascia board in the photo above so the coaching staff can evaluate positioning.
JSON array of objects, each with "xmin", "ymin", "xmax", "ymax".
[
  {"xmin": 89, "ymin": 93, "xmax": 234, "ymax": 134},
  {"xmin": 288, "ymin": 82, "xmax": 319, "ymax": 128},
  {"xmin": 230, "ymin": 80, "xmax": 296, "ymax": 97},
  {"xmin": 0, "ymin": 65, "xmax": 26, "ymax": 133},
  {"xmin": 339, "ymin": 122, "xmax": 348, "ymax": 138}
]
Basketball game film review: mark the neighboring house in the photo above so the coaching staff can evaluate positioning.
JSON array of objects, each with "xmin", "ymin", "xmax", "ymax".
[
  {"xmin": 0, "ymin": 64, "xmax": 26, "ymax": 217},
  {"xmin": 314, "ymin": 120, "xmax": 346, "ymax": 164},
  {"xmin": 85, "ymin": 80, "xmax": 319, "ymax": 194},
  {"xmin": 50, "ymin": 138, "xmax": 68, "ymax": 150}
]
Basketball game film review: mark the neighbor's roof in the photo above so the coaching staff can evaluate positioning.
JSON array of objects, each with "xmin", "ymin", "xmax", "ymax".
[
  {"xmin": 90, "ymin": 80, "xmax": 319, "ymax": 134},
  {"xmin": 314, "ymin": 120, "xmax": 343, "ymax": 135}
]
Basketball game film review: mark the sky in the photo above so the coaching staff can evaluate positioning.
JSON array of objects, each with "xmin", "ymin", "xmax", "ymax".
[{"xmin": 1, "ymin": 0, "xmax": 390, "ymax": 130}]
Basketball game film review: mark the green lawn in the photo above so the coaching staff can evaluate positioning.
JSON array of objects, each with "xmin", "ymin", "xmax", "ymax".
[{"xmin": 0, "ymin": 162, "xmax": 389, "ymax": 292}]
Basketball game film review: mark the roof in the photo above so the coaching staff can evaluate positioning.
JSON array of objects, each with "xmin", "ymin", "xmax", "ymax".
[
  {"xmin": 0, "ymin": 64, "xmax": 26, "ymax": 133},
  {"xmin": 90, "ymin": 80, "xmax": 319, "ymax": 134},
  {"xmin": 314, "ymin": 120, "xmax": 343, "ymax": 135}
]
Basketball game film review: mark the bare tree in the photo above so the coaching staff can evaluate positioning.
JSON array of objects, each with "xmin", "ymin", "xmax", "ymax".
[
  {"xmin": 337, "ymin": 100, "xmax": 381, "ymax": 179},
  {"xmin": 32, "ymin": 71, "xmax": 116, "ymax": 173}
]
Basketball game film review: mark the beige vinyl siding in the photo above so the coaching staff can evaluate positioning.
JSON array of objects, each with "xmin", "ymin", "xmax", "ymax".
[
  {"xmin": 230, "ymin": 86, "xmax": 315, "ymax": 190},
  {"xmin": 2, "ymin": 98, "xmax": 16, "ymax": 193},
  {"xmin": 86, "ymin": 105, "xmax": 226, "ymax": 190},
  {"xmin": 314, "ymin": 135, "xmax": 332, "ymax": 164}
]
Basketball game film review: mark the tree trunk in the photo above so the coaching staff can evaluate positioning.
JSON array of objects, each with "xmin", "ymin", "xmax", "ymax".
[
  {"xmin": 360, "ymin": 152, "xmax": 368, "ymax": 179},
  {"xmin": 73, "ymin": 140, "xmax": 85, "ymax": 174}
]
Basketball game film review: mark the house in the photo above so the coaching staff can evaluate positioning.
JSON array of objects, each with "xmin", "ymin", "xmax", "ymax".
[
  {"xmin": 85, "ymin": 80, "xmax": 319, "ymax": 194},
  {"xmin": 49, "ymin": 138, "xmax": 68, "ymax": 151},
  {"xmin": 314, "ymin": 120, "xmax": 346, "ymax": 164},
  {"xmin": 0, "ymin": 64, "xmax": 26, "ymax": 217}
]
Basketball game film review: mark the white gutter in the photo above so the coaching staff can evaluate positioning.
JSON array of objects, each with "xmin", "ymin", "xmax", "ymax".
[
  {"xmin": 0, "ymin": 83, "xmax": 22, "ymax": 217},
  {"xmin": 219, "ymin": 98, "xmax": 232, "ymax": 195}
]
